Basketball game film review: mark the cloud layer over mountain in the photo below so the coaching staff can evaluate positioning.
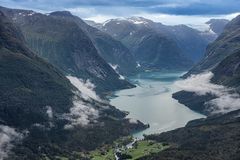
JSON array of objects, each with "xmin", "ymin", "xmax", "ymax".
[{"xmin": 175, "ymin": 72, "xmax": 240, "ymax": 114}]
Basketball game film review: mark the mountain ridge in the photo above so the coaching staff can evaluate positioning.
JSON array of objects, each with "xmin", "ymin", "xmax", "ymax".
[{"xmin": 0, "ymin": 6, "xmax": 135, "ymax": 94}]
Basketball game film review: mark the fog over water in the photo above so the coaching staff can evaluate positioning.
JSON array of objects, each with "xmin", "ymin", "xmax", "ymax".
[{"xmin": 110, "ymin": 72, "xmax": 205, "ymax": 138}]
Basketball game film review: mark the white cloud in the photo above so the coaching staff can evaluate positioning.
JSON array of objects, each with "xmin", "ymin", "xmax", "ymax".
[
  {"xmin": 128, "ymin": 118, "xmax": 138, "ymax": 124},
  {"xmin": 46, "ymin": 106, "xmax": 53, "ymax": 119},
  {"xmin": 63, "ymin": 95, "xmax": 99, "ymax": 129},
  {"xmin": 207, "ymin": 94, "xmax": 240, "ymax": 114},
  {"xmin": 0, "ymin": 125, "xmax": 23, "ymax": 160},
  {"xmin": 45, "ymin": 106, "xmax": 54, "ymax": 128},
  {"xmin": 85, "ymin": 15, "xmax": 121, "ymax": 23},
  {"xmin": 67, "ymin": 76, "xmax": 101, "ymax": 101},
  {"xmin": 175, "ymin": 72, "xmax": 226, "ymax": 96},
  {"xmin": 64, "ymin": 76, "xmax": 101, "ymax": 128},
  {"xmin": 175, "ymin": 72, "xmax": 240, "ymax": 114}
]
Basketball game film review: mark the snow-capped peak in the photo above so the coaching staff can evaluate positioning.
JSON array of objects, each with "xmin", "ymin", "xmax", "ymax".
[
  {"xmin": 127, "ymin": 17, "xmax": 151, "ymax": 25},
  {"xmin": 102, "ymin": 17, "xmax": 152, "ymax": 26}
]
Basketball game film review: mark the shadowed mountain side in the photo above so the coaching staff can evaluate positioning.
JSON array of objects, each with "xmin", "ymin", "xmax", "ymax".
[{"xmin": 0, "ymin": 6, "xmax": 135, "ymax": 94}]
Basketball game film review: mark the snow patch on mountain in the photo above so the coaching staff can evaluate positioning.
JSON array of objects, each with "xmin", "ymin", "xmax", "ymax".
[
  {"xmin": 109, "ymin": 63, "xmax": 125, "ymax": 80},
  {"xmin": 136, "ymin": 62, "xmax": 141, "ymax": 68},
  {"xmin": 127, "ymin": 17, "xmax": 150, "ymax": 25}
]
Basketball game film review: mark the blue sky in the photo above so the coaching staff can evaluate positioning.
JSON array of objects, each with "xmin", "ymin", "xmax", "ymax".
[{"xmin": 1, "ymin": 0, "xmax": 240, "ymax": 27}]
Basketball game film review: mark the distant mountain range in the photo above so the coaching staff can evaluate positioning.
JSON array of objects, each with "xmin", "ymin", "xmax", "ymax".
[{"xmin": 91, "ymin": 17, "xmax": 228, "ymax": 63}]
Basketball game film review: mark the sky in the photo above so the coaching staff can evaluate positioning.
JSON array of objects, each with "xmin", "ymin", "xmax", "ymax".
[{"xmin": 1, "ymin": 0, "xmax": 240, "ymax": 29}]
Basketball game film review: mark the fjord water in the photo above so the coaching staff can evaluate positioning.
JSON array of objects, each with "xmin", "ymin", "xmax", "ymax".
[{"xmin": 110, "ymin": 72, "xmax": 205, "ymax": 138}]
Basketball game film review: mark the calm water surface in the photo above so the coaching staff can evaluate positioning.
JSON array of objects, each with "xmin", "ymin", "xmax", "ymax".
[{"xmin": 110, "ymin": 71, "xmax": 205, "ymax": 138}]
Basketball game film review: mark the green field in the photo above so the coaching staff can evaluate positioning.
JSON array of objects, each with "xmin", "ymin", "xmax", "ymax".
[
  {"xmin": 89, "ymin": 147, "xmax": 115, "ymax": 160},
  {"xmin": 122, "ymin": 140, "xmax": 169, "ymax": 159},
  {"xmin": 87, "ymin": 139, "xmax": 168, "ymax": 160}
]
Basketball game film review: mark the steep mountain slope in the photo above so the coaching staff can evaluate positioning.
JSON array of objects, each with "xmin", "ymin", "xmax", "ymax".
[
  {"xmin": 162, "ymin": 24, "xmax": 211, "ymax": 62},
  {"xmin": 153, "ymin": 19, "xmax": 228, "ymax": 62},
  {"xmin": 0, "ymin": 10, "xmax": 74, "ymax": 130},
  {"xmin": 0, "ymin": 7, "xmax": 134, "ymax": 93},
  {"xmin": 185, "ymin": 15, "xmax": 240, "ymax": 76},
  {"xmin": 141, "ymin": 109, "xmax": 240, "ymax": 160},
  {"xmin": 50, "ymin": 11, "xmax": 138, "ymax": 76},
  {"xmin": 211, "ymin": 50, "xmax": 240, "ymax": 90},
  {"xmin": 0, "ymin": 11, "xmax": 147, "ymax": 160},
  {"xmin": 98, "ymin": 17, "xmax": 193, "ymax": 70}
]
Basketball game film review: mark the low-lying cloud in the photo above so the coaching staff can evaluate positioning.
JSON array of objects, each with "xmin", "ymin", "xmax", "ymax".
[
  {"xmin": 175, "ymin": 72, "xmax": 240, "ymax": 114},
  {"xmin": 67, "ymin": 76, "xmax": 101, "ymax": 101},
  {"xmin": 0, "ymin": 125, "xmax": 23, "ymax": 159},
  {"xmin": 63, "ymin": 95, "xmax": 99, "ymax": 129},
  {"xmin": 64, "ymin": 76, "xmax": 100, "ymax": 128}
]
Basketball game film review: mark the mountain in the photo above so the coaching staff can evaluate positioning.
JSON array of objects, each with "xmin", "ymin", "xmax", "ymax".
[
  {"xmin": 173, "ymin": 50, "xmax": 240, "ymax": 116},
  {"xmin": 141, "ymin": 109, "xmax": 240, "ymax": 160},
  {"xmin": 161, "ymin": 24, "xmax": 212, "ymax": 62},
  {"xmin": 97, "ymin": 17, "xmax": 193, "ymax": 70},
  {"xmin": 141, "ymin": 17, "xmax": 240, "ymax": 158},
  {"xmin": 0, "ymin": 7, "xmax": 134, "ymax": 93},
  {"xmin": 0, "ymin": 11, "xmax": 147, "ymax": 160},
  {"xmin": 141, "ymin": 46, "xmax": 240, "ymax": 159},
  {"xmin": 211, "ymin": 50, "xmax": 240, "ymax": 90},
  {"xmin": 0, "ymin": 10, "xmax": 74, "ymax": 130},
  {"xmin": 206, "ymin": 19, "xmax": 229, "ymax": 35},
  {"xmin": 50, "ymin": 11, "xmax": 138, "ymax": 76},
  {"xmin": 173, "ymin": 15, "xmax": 240, "ymax": 115},
  {"xmin": 94, "ymin": 17, "xmax": 228, "ymax": 64},
  {"xmin": 185, "ymin": 15, "xmax": 240, "ymax": 76}
]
